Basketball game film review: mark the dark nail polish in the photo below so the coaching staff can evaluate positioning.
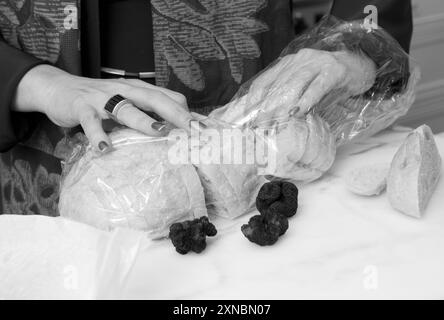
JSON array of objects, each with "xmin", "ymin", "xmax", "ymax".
[
  {"xmin": 289, "ymin": 107, "xmax": 300, "ymax": 117},
  {"xmin": 151, "ymin": 121, "xmax": 166, "ymax": 131},
  {"xmin": 98, "ymin": 141, "xmax": 109, "ymax": 152},
  {"xmin": 190, "ymin": 119, "xmax": 207, "ymax": 132}
]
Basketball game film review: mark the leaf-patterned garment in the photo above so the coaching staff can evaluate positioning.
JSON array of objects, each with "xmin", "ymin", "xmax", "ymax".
[
  {"xmin": 0, "ymin": 0, "xmax": 82, "ymax": 216},
  {"xmin": 152, "ymin": 0, "xmax": 294, "ymax": 112},
  {"xmin": 0, "ymin": 0, "xmax": 294, "ymax": 216},
  {"xmin": 0, "ymin": 0, "xmax": 82, "ymax": 73},
  {"xmin": 1, "ymin": 158, "xmax": 60, "ymax": 216}
]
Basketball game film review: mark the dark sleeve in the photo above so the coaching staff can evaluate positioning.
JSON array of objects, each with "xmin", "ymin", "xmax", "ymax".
[
  {"xmin": 0, "ymin": 39, "xmax": 46, "ymax": 152},
  {"xmin": 330, "ymin": 0, "xmax": 413, "ymax": 96},
  {"xmin": 331, "ymin": 0, "xmax": 413, "ymax": 53}
]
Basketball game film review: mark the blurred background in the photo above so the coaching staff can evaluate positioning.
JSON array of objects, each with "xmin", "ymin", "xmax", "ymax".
[{"xmin": 292, "ymin": 0, "xmax": 444, "ymax": 133}]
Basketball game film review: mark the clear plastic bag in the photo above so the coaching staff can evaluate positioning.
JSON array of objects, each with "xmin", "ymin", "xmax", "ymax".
[
  {"xmin": 59, "ymin": 16, "xmax": 420, "ymax": 224},
  {"xmin": 208, "ymin": 16, "xmax": 420, "ymax": 182},
  {"xmin": 58, "ymin": 129, "xmax": 208, "ymax": 239},
  {"xmin": 181, "ymin": 113, "xmax": 333, "ymax": 219},
  {"xmin": 175, "ymin": 114, "xmax": 267, "ymax": 219}
]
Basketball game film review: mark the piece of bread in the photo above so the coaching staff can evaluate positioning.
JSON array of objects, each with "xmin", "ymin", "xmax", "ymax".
[
  {"xmin": 210, "ymin": 113, "xmax": 336, "ymax": 183},
  {"xmin": 298, "ymin": 114, "xmax": 324, "ymax": 166},
  {"xmin": 263, "ymin": 117, "xmax": 308, "ymax": 179},
  {"xmin": 345, "ymin": 163, "xmax": 389, "ymax": 196},
  {"xmin": 387, "ymin": 125, "xmax": 442, "ymax": 218},
  {"xmin": 267, "ymin": 115, "xmax": 336, "ymax": 182},
  {"xmin": 196, "ymin": 163, "xmax": 266, "ymax": 219},
  {"xmin": 308, "ymin": 115, "xmax": 336, "ymax": 171},
  {"xmin": 188, "ymin": 124, "xmax": 266, "ymax": 219},
  {"xmin": 59, "ymin": 129, "xmax": 207, "ymax": 238}
]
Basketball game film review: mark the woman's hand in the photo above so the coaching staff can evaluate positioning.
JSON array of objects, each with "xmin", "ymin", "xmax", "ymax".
[
  {"xmin": 247, "ymin": 48, "xmax": 377, "ymax": 124},
  {"xmin": 13, "ymin": 64, "xmax": 193, "ymax": 152}
]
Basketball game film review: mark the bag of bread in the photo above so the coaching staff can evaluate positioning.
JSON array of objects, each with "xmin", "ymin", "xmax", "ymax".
[
  {"xmin": 209, "ymin": 16, "xmax": 420, "ymax": 182},
  {"xmin": 58, "ymin": 129, "xmax": 208, "ymax": 239},
  {"xmin": 176, "ymin": 113, "xmax": 332, "ymax": 219},
  {"xmin": 59, "ymin": 16, "xmax": 421, "ymax": 223}
]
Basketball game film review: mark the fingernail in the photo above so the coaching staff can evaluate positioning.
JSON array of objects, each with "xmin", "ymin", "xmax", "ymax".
[
  {"xmin": 98, "ymin": 141, "xmax": 109, "ymax": 152},
  {"xmin": 189, "ymin": 120, "xmax": 199, "ymax": 132},
  {"xmin": 151, "ymin": 121, "xmax": 166, "ymax": 132},
  {"xmin": 289, "ymin": 107, "xmax": 300, "ymax": 117},
  {"xmin": 189, "ymin": 120, "xmax": 207, "ymax": 131}
]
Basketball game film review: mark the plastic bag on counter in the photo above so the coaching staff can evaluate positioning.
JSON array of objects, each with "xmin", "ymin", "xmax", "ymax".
[
  {"xmin": 0, "ymin": 214, "xmax": 147, "ymax": 299},
  {"xmin": 58, "ymin": 128, "xmax": 208, "ymax": 239},
  {"xmin": 171, "ymin": 114, "xmax": 266, "ymax": 219},
  {"xmin": 184, "ymin": 113, "xmax": 333, "ymax": 219},
  {"xmin": 208, "ymin": 16, "xmax": 420, "ymax": 182},
  {"xmin": 59, "ymin": 16, "xmax": 420, "ymax": 223}
]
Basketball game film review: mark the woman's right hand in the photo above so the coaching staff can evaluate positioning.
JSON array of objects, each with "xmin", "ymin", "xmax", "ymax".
[
  {"xmin": 12, "ymin": 64, "xmax": 194, "ymax": 152},
  {"xmin": 247, "ymin": 48, "xmax": 376, "ymax": 125}
]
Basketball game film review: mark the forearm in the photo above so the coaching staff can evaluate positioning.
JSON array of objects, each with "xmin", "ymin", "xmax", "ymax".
[
  {"xmin": 13, "ymin": 64, "xmax": 70, "ymax": 114},
  {"xmin": 0, "ymin": 39, "xmax": 46, "ymax": 151}
]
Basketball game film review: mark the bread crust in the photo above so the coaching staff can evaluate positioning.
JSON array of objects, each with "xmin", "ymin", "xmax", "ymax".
[
  {"xmin": 387, "ymin": 125, "xmax": 442, "ymax": 218},
  {"xmin": 59, "ymin": 129, "xmax": 208, "ymax": 238}
]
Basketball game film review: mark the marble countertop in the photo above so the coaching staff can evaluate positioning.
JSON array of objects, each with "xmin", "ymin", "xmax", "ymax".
[{"xmin": 1, "ymin": 127, "xmax": 444, "ymax": 299}]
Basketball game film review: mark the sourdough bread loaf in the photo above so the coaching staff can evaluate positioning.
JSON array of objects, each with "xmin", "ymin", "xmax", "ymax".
[
  {"xmin": 261, "ymin": 114, "xmax": 336, "ymax": 182},
  {"xmin": 59, "ymin": 129, "xmax": 208, "ymax": 238},
  {"xmin": 187, "ymin": 122, "xmax": 266, "ymax": 219}
]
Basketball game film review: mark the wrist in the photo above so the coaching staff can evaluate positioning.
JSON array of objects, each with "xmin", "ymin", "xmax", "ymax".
[{"xmin": 13, "ymin": 64, "xmax": 71, "ymax": 114}]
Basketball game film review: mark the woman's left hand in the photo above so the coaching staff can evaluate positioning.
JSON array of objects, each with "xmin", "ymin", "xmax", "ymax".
[{"xmin": 248, "ymin": 48, "xmax": 377, "ymax": 123}]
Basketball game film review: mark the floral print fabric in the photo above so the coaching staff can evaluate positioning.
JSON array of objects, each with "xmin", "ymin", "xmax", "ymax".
[
  {"xmin": 0, "ymin": 0, "xmax": 293, "ymax": 216},
  {"xmin": 0, "ymin": 0, "xmax": 82, "ymax": 215},
  {"xmin": 152, "ymin": 0, "xmax": 269, "ymax": 91}
]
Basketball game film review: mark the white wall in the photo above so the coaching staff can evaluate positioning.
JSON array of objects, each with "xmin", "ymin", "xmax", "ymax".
[
  {"xmin": 398, "ymin": 0, "xmax": 444, "ymax": 133},
  {"xmin": 411, "ymin": 0, "xmax": 444, "ymax": 18}
]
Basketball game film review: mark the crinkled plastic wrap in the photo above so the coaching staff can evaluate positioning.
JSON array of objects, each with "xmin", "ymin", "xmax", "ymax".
[
  {"xmin": 58, "ymin": 129, "xmax": 208, "ymax": 238},
  {"xmin": 209, "ymin": 16, "xmax": 420, "ymax": 182},
  {"xmin": 169, "ymin": 114, "xmax": 266, "ymax": 219},
  {"xmin": 59, "ymin": 16, "xmax": 420, "ymax": 224},
  {"xmin": 184, "ymin": 114, "xmax": 333, "ymax": 219}
]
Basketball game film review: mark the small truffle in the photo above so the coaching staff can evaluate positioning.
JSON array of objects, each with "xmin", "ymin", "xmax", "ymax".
[
  {"xmin": 265, "ymin": 209, "xmax": 289, "ymax": 236},
  {"xmin": 256, "ymin": 181, "xmax": 298, "ymax": 217},
  {"xmin": 241, "ymin": 211, "xmax": 289, "ymax": 246},
  {"xmin": 169, "ymin": 216, "xmax": 217, "ymax": 254}
]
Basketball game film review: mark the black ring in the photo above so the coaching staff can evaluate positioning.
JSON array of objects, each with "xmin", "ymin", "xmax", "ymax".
[{"xmin": 104, "ymin": 94, "xmax": 126, "ymax": 114}]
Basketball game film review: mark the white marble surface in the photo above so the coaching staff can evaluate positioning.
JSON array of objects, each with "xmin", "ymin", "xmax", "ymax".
[{"xmin": 1, "ymin": 127, "xmax": 444, "ymax": 299}]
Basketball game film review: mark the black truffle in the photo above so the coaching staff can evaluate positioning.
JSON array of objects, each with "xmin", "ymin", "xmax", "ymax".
[
  {"xmin": 264, "ymin": 209, "xmax": 289, "ymax": 236},
  {"xmin": 256, "ymin": 181, "xmax": 298, "ymax": 217},
  {"xmin": 241, "ymin": 211, "xmax": 289, "ymax": 246},
  {"xmin": 169, "ymin": 216, "xmax": 217, "ymax": 254}
]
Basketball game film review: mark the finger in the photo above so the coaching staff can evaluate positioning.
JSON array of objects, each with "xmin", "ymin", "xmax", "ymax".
[
  {"xmin": 254, "ymin": 67, "xmax": 318, "ymax": 125},
  {"xmin": 78, "ymin": 107, "xmax": 111, "ymax": 153},
  {"xmin": 117, "ymin": 78, "xmax": 189, "ymax": 110},
  {"xmin": 252, "ymin": 52, "xmax": 318, "ymax": 125},
  {"xmin": 267, "ymin": 49, "xmax": 333, "ymax": 111},
  {"xmin": 123, "ymin": 87, "xmax": 193, "ymax": 132},
  {"xmin": 269, "ymin": 67, "xmax": 318, "ymax": 113},
  {"xmin": 116, "ymin": 103, "xmax": 167, "ymax": 136},
  {"xmin": 268, "ymin": 50, "xmax": 317, "ymax": 91},
  {"xmin": 247, "ymin": 55, "xmax": 295, "ymax": 105},
  {"xmin": 295, "ymin": 72, "xmax": 339, "ymax": 116}
]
